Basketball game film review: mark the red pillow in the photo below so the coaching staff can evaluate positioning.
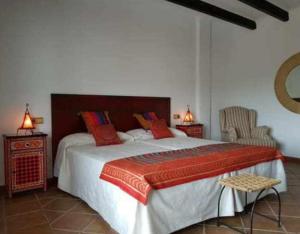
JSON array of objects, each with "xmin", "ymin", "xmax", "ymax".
[
  {"xmin": 150, "ymin": 119, "xmax": 174, "ymax": 139},
  {"xmin": 90, "ymin": 124, "xmax": 122, "ymax": 146}
]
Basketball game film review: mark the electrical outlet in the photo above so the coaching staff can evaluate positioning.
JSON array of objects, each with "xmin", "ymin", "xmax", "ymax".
[
  {"xmin": 173, "ymin": 114, "xmax": 181, "ymax": 120},
  {"xmin": 32, "ymin": 117, "xmax": 44, "ymax": 124}
]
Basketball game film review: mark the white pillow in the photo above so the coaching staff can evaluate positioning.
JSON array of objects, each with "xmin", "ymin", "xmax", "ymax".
[
  {"xmin": 169, "ymin": 128, "xmax": 187, "ymax": 137},
  {"xmin": 117, "ymin": 131, "xmax": 135, "ymax": 143},
  {"xmin": 58, "ymin": 133, "xmax": 95, "ymax": 146},
  {"xmin": 57, "ymin": 132, "xmax": 134, "ymax": 146},
  {"xmin": 126, "ymin": 129, "xmax": 154, "ymax": 141},
  {"xmin": 126, "ymin": 128, "xmax": 187, "ymax": 141}
]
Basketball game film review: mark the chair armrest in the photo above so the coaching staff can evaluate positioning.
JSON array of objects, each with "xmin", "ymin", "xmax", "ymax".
[
  {"xmin": 251, "ymin": 126, "xmax": 272, "ymax": 140},
  {"xmin": 221, "ymin": 127, "xmax": 238, "ymax": 142}
]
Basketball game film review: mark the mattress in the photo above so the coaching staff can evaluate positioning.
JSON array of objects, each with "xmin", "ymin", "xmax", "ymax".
[{"xmin": 56, "ymin": 137, "xmax": 287, "ymax": 234}]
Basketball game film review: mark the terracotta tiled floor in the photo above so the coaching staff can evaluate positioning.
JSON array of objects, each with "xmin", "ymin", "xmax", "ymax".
[{"xmin": 1, "ymin": 162, "xmax": 300, "ymax": 234}]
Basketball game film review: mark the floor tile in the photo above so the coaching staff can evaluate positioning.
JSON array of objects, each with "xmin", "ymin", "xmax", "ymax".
[
  {"xmin": 270, "ymin": 202, "xmax": 300, "ymax": 217},
  {"xmin": 281, "ymin": 216, "xmax": 300, "ymax": 233},
  {"xmin": 52, "ymin": 230, "xmax": 80, "ymax": 234},
  {"xmin": 0, "ymin": 218, "xmax": 5, "ymax": 234},
  {"xmin": 43, "ymin": 198, "xmax": 79, "ymax": 211},
  {"xmin": 51, "ymin": 213, "xmax": 94, "ymax": 231},
  {"xmin": 243, "ymin": 229, "xmax": 284, "ymax": 233},
  {"xmin": 250, "ymin": 201, "xmax": 273, "ymax": 215},
  {"xmin": 0, "ymin": 199, "xmax": 3, "ymax": 219},
  {"xmin": 83, "ymin": 217, "xmax": 114, "ymax": 233},
  {"xmin": 206, "ymin": 215, "xmax": 243, "ymax": 228},
  {"xmin": 242, "ymin": 213, "xmax": 283, "ymax": 232},
  {"xmin": 38, "ymin": 197, "xmax": 56, "ymax": 207},
  {"xmin": 205, "ymin": 226, "xmax": 243, "ymax": 234},
  {"xmin": 5, "ymin": 200, "xmax": 40, "ymax": 216},
  {"xmin": 70, "ymin": 201, "xmax": 96, "ymax": 215},
  {"xmin": 286, "ymin": 163, "xmax": 300, "ymax": 172},
  {"xmin": 0, "ymin": 189, "xmax": 5, "ymax": 198},
  {"xmin": 36, "ymin": 187, "xmax": 71, "ymax": 199},
  {"xmin": 174, "ymin": 224, "xmax": 204, "ymax": 234},
  {"xmin": 290, "ymin": 187, "xmax": 300, "ymax": 197},
  {"xmin": 265, "ymin": 193, "xmax": 296, "ymax": 204},
  {"xmin": 43, "ymin": 210, "xmax": 64, "ymax": 223},
  {"xmin": 7, "ymin": 223, "xmax": 52, "ymax": 234},
  {"xmin": 5, "ymin": 193, "xmax": 36, "ymax": 206},
  {"xmin": 6, "ymin": 210, "xmax": 48, "ymax": 233},
  {"xmin": 294, "ymin": 172, "xmax": 300, "ymax": 178},
  {"xmin": 287, "ymin": 177, "xmax": 300, "ymax": 186}
]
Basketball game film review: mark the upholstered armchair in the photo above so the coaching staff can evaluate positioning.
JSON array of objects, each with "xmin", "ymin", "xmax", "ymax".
[{"xmin": 219, "ymin": 106, "xmax": 276, "ymax": 147}]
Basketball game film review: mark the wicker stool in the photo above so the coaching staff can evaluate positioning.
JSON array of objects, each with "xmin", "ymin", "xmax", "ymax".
[{"xmin": 217, "ymin": 174, "xmax": 281, "ymax": 234}]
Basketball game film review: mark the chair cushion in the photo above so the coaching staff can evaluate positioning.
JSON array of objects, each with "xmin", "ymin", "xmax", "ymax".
[
  {"xmin": 236, "ymin": 138, "xmax": 276, "ymax": 148},
  {"xmin": 224, "ymin": 107, "xmax": 251, "ymax": 138}
]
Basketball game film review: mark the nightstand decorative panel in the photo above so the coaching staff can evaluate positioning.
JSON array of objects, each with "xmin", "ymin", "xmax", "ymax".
[
  {"xmin": 3, "ymin": 133, "xmax": 47, "ymax": 197},
  {"xmin": 176, "ymin": 124, "xmax": 204, "ymax": 138}
]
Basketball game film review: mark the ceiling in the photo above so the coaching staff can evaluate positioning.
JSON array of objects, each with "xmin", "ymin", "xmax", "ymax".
[{"xmin": 203, "ymin": 0, "xmax": 300, "ymax": 20}]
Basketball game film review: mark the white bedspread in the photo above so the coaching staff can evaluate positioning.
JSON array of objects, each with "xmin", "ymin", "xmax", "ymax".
[
  {"xmin": 139, "ymin": 137, "xmax": 222, "ymax": 150},
  {"xmin": 56, "ymin": 137, "xmax": 287, "ymax": 234}
]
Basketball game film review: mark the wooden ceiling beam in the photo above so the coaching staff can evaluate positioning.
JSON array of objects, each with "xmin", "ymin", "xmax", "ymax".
[
  {"xmin": 238, "ymin": 0, "xmax": 289, "ymax": 22},
  {"xmin": 166, "ymin": 0, "xmax": 256, "ymax": 30}
]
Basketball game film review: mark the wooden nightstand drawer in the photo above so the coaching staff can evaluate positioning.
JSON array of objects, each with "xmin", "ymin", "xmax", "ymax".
[
  {"xmin": 176, "ymin": 124, "xmax": 204, "ymax": 138},
  {"xmin": 186, "ymin": 128, "xmax": 202, "ymax": 135},
  {"xmin": 10, "ymin": 139, "xmax": 44, "ymax": 151}
]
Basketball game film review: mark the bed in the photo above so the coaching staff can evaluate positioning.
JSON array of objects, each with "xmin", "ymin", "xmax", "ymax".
[{"xmin": 52, "ymin": 94, "xmax": 287, "ymax": 234}]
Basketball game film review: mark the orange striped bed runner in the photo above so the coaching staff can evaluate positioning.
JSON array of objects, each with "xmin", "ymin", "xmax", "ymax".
[{"xmin": 99, "ymin": 143, "xmax": 284, "ymax": 204}]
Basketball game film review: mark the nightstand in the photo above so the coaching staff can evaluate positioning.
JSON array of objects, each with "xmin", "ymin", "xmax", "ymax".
[
  {"xmin": 3, "ymin": 133, "xmax": 47, "ymax": 197},
  {"xmin": 176, "ymin": 124, "xmax": 204, "ymax": 138}
]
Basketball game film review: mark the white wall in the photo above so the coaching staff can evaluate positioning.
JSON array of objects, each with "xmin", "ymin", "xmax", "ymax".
[
  {"xmin": 285, "ymin": 66, "xmax": 300, "ymax": 98},
  {"xmin": 195, "ymin": 17, "xmax": 212, "ymax": 138},
  {"xmin": 211, "ymin": 6, "xmax": 300, "ymax": 157},
  {"xmin": 0, "ymin": 0, "xmax": 199, "ymax": 185}
]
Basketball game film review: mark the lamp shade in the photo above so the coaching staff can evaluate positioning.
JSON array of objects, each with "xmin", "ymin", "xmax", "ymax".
[
  {"xmin": 19, "ymin": 104, "xmax": 34, "ymax": 130},
  {"xmin": 183, "ymin": 105, "xmax": 194, "ymax": 124}
]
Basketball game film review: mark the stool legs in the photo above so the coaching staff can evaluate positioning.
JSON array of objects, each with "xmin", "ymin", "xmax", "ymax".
[
  {"xmin": 217, "ymin": 186, "xmax": 226, "ymax": 227},
  {"xmin": 250, "ymin": 189, "xmax": 266, "ymax": 234},
  {"xmin": 217, "ymin": 187, "xmax": 281, "ymax": 234},
  {"xmin": 271, "ymin": 187, "xmax": 281, "ymax": 227},
  {"xmin": 249, "ymin": 187, "xmax": 281, "ymax": 233}
]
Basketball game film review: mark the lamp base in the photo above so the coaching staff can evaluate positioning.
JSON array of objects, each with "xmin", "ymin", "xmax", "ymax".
[
  {"xmin": 182, "ymin": 122, "xmax": 194, "ymax": 125},
  {"xmin": 17, "ymin": 128, "xmax": 34, "ymax": 136}
]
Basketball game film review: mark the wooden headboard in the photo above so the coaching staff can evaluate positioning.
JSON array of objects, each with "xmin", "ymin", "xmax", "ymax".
[{"xmin": 51, "ymin": 94, "xmax": 170, "ymax": 163}]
